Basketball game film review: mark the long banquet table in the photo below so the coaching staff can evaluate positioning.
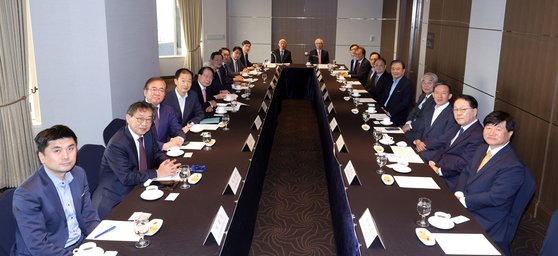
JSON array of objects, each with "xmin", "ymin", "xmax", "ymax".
[{"xmin": 90, "ymin": 64, "xmax": 502, "ymax": 256}]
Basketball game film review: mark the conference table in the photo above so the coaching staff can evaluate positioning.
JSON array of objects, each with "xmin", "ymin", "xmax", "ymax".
[{"xmin": 89, "ymin": 64, "xmax": 501, "ymax": 256}]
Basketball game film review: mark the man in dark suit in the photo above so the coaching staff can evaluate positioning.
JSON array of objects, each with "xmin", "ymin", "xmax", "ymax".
[
  {"xmin": 428, "ymin": 95, "xmax": 485, "ymax": 191},
  {"xmin": 192, "ymin": 66, "xmax": 227, "ymax": 112},
  {"xmin": 143, "ymin": 77, "xmax": 185, "ymax": 150},
  {"xmin": 308, "ymin": 37, "xmax": 329, "ymax": 64},
  {"xmin": 92, "ymin": 102, "xmax": 180, "ymax": 219},
  {"xmin": 209, "ymin": 51, "xmax": 232, "ymax": 92},
  {"xmin": 455, "ymin": 111, "xmax": 535, "ymax": 255},
  {"xmin": 239, "ymin": 40, "xmax": 254, "ymax": 68},
  {"xmin": 364, "ymin": 57, "xmax": 392, "ymax": 101},
  {"xmin": 12, "ymin": 125, "xmax": 100, "ymax": 255},
  {"xmin": 225, "ymin": 46, "xmax": 247, "ymax": 80},
  {"xmin": 402, "ymin": 72, "xmax": 438, "ymax": 132},
  {"xmin": 406, "ymin": 82, "xmax": 458, "ymax": 161},
  {"xmin": 380, "ymin": 60, "xmax": 414, "ymax": 126},
  {"xmin": 162, "ymin": 68, "xmax": 205, "ymax": 128},
  {"xmin": 271, "ymin": 38, "xmax": 292, "ymax": 64},
  {"xmin": 343, "ymin": 47, "xmax": 371, "ymax": 85}
]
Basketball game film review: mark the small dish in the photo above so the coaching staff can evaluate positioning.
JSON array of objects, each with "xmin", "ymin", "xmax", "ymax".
[
  {"xmin": 415, "ymin": 228, "xmax": 436, "ymax": 246},
  {"xmin": 428, "ymin": 216, "xmax": 455, "ymax": 230},
  {"xmin": 392, "ymin": 164, "xmax": 412, "ymax": 173},
  {"xmin": 373, "ymin": 145, "xmax": 384, "ymax": 153},
  {"xmin": 189, "ymin": 124, "xmax": 203, "ymax": 133},
  {"xmin": 206, "ymin": 139, "xmax": 216, "ymax": 147},
  {"xmin": 351, "ymin": 108, "xmax": 359, "ymax": 114},
  {"xmin": 146, "ymin": 219, "xmax": 163, "ymax": 236},
  {"xmin": 381, "ymin": 174, "xmax": 394, "ymax": 185},
  {"xmin": 379, "ymin": 138, "xmax": 394, "ymax": 145},
  {"xmin": 361, "ymin": 124, "xmax": 370, "ymax": 131},
  {"xmin": 188, "ymin": 173, "xmax": 203, "ymax": 184},
  {"xmin": 166, "ymin": 149, "xmax": 184, "ymax": 157},
  {"xmin": 140, "ymin": 189, "xmax": 164, "ymax": 201},
  {"xmin": 381, "ymin": 121, "xmax": 393, "ymax": 126},
  {"xmin": 366, "ymin": 109, "xmax": 377, "ymax": 114},
  {"xmin": 396, "ymin": 141, "xmax": 408, "ymax": 147},
  {"xmin": 343, "ymin": 96, "xmax": 351, "ymax": 101}
]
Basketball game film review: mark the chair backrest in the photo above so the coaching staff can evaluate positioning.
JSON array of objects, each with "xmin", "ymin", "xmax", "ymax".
[
  {"xmin": 76, "ymin": 144, "xmax": 105, "ymax": 194},
  {"xmin": 103, "ymin": 118, "xmax": 126, "ymax": 146},
  {"xmin": 540, "ymin": 210, "xmax": 558, "ymax": 256},
  {"xmin": 505, "ymin": 168, "xmax": 536, "ymax": 244},
  {"xmin": 0, "ymin": 188, "xmax": 16, "ymax": 255}
]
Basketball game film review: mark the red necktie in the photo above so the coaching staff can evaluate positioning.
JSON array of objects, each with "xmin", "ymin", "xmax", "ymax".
[
  {"xmin": 202, "ymin": 87, "xmax": 207, "ymax": 102},
  {"xmin": 138, "ymin": 137, "xmax": 147, "ymax": 171}
]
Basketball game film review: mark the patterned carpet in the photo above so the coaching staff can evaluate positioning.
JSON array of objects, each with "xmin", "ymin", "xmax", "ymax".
[
  {"xmin": 249, "ymin": 100, "xmax": 336, "ymax": 255},
  {"xmin": 511, "ymin": 215, "xmax": 545, "ymax": 255}
]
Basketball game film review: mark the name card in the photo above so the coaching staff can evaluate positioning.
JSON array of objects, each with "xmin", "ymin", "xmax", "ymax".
[
  {"xmin": 336, "ymin": 134, "xmax": 348, "ymax": 153},
  {"xmin": 223, "ymin": 167, "xmax": 242, "ymax": 195},
  {"xmin": 358, "ymin": 208, "xmax": 384, "ymax": 248},
  {"xmin": 242, "ymin": 133, "xmax": 256, "ymax": 152},
  {"xmin": 259, "ymin": 101, "xmax": 268, "ymax": 113},
  {"xmin": 203, "ymin": 206, "xmax": 230, "ymax": 246},
  {"xmin": 343, "ymin": 160, "xmax": 361, "ymax": 186},
  {"xmin": 329, "ymin": 117, "xmax": 339, "ymax": 132},
  {"xmin": 320, "ymin": 83, "xmax": 326, "ymax": 92},
  {"xmin": 251, "ymin": 115, "xmax": 263, "ymax": 130},
  {"xmin": 323, "ymin": 91, "xmax": 330, "ymax": 101},
  {"xmin": 327, "ymin": 102, "xmax": 335, "ymax": 114},
  {"xmin": 265, "ymin": 89, "xmax": 272, "ymax": 100},
  {"xmin": 317, "ymin": 73, "xmax": 323, "ymax": 82}
]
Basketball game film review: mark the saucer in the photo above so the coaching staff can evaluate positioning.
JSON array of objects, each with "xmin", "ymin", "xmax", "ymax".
[
  {"xmin": 366, "ymin": 109, "xmax": 377, "ymax": 114},
  {"xmin": 381, "ymin": 121, "xmax": 393, "ymax": 126},
  {"xmin": 416, "ymin": 228, "xmax": 436, "ymax": 246},
  {"xmin": 351, "ymin": 108, "xmax": 359, "ymax": 114},
  {"xmin": 190, "ymin": 124, "xmax": 203, "ymax": 133},
  {"xmin": 166, "ymin": 149, "xmax": 184, "ymax": 157},
  {"xmin": 361, "ymin": 124, "xmax": 370, "ymax": 131},
  {"xmin": 379, "ymin": 138, "xmax": 394, "ymax": 145},
  {"xmin": 140, "ymin": 189, "xmax": 164, "ymax": 201},
  {"xmin": 428, "ymin": 216, "xmax": 455, "ymax": 230},
  {"xmin": 392, "ymin": 164, "xmax": 412, "ymax": 173},
  {"xmin": 188, "ymin": 173, "xmax": 203, "ymax": 184},
  {"xmin": 381, "ymin": 174, "xmax": 394, "ymax": 186},
  {"xmin": 223, "ymin": 94, "xmax": 238, "ymax": 102},
  {"xmin": 343, "ymin": 96, "xmax": 351, "ymax": 101},
  {"xmin": 352, "ymin": 93, "xmax": 361, "ymax": 97},
  {"xmin": 396, "ymin": 141, "xmax": 408, "ymax": 147}
]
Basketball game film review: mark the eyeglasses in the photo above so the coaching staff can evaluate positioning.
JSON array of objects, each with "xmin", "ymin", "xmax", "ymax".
[
  {"xmin": 133, "ymin": 116, "xmax": 153, "ymax": 124},
  {"xmin": 453, "ymin": 108, "xmax": 473, "ymax": 113},
  {"xmin": 148, "ymin": 87, "xmax": 165, "ymax": 93}
]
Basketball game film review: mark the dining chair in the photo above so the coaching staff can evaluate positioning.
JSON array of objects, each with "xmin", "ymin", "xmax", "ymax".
[
  {"xmin": 76, "ymin": 144, "xmax": 105, "ymax": 194},
  {"xmin": 540, "ymin": 210, "xmax": 558, "ymax": 256},
  {"xmin": 0, "ymin": 188, "xmax": 17, "ymax": 255},
  {"xmin": 103, "ymin": 118, "xmax": 126, "ymax": 146}
]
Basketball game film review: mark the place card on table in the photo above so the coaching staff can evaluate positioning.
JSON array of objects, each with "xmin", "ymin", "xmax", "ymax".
[
  {"xmin": 327, "ymin": 102, "xmax": 336, "ymax": 114},
  {"xmin": 265, "ymin": 89, "xmax": 272, "ymax": 100},
  {"xmin": 343, "ymin": 160, "xmax": 361, "ymax": 186},
  {"xmin": 203, "ymin": 206, "xmax": 230, "ymax": 246},
  {"xmin": 223, "ymin": 167, "xmax": 242, "ymax": 195},
  {"xmin": 241, "ymin": 133, "xmax": 256, "ymax": 152},
  {"xmin": 317, "ymin": 64, "xmax": 329, "ymax": 69},
  {"xmin": 359, "ymin": 98, "xmax": 376, "ymax": 103},
  {"xmin": 251, "ymin": 115, "xmax": 263, "ymax": 130},
  {"xmin": 369, "ymin": 113, "xmax": 389, "ymax": 120},
  {"xmin": 350, "ymin": 81, "xmax": 362, "ymax": 86},
  {"xmin": 393, "ymin": 176, "xmax": 440, "ymax": 189},
  {"xmin": 323, "ymin": 91, "xmax": 330, "ymax": 101},
  {"xmin": 165, "ymin": 193, "xmax": 179, "ymax": 201},
  {"xmin": 320, "ymin": 83, "xmax": 326, "ymax": 92},
  {"xmin": 358, "ymin": 208, "xmax": 384, "ymax": 249},
  {"xmin": 336, "ymin": 134, "xmax": 348, "ymax": 153},
  {"xmin": 329, "ymin": 117, "xmax": 339, "ymax": 132},
  {"xmin": 259, "ymin": 101, "xmax": 268, "ymax": 113},
  {"xmin": 317, "ymin": 73, "xmax": 323, "ymax": 82},
  {"xmin": 433, "ymin": 233, "xmax": 501, "ymax": 255}
]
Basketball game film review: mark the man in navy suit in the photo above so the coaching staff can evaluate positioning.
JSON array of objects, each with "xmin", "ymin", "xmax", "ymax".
[
  {"xmin": 143, "ymin": 77, "xmax": 185, "ymax": 150},
  {"xmin": 428, "ymin": 95, "xmax": 485, "ymax": 191},
  {"xmin": 208, "ymin": 51, "xmax": 232, "ymax": 92},
  {"xmin": 225, "ymin": 46, "xmax": 247, "ymax": 82},
  {"xmin": 402, "ymin": 72, "xmax": 438, "ymax": 132},
  {"xmin": 163, "ymin": 68, "xmax": 205, "ymax": 128},
  {"xmin": 455, "ymin": 111, "xmax": 534, "ymax": 255},
  {"xmin": 192, "ymin": 67, "xmax": 228, "ymax": 112},
  {"xmin": 364, "ymin": 58, "xmax": 392, "ymax": 101},
  {"xmin": 406, "ymin": 82, "xmax": 458, "ymax": 161},
  {"xmin": 343, "ymin": 47, "xmax": 371, "ymax": 85},
  {"xmin": 380, "ymin": 60, "xmax": 414, "ymax": 126},
  {"xmin": 92, "ymin": 102, "xmax": 180, "ymax": 219},
  {"xmin": 308, "ymin": 37, "xmax": 329, "ymax": 64},
  {"xmin": 12, "ymin": 125, "xmax": 100, "ymax": 255},
  {"xmin": 271, "ymin": 39, "xmax": 292, "ymax": 64},
  {"xmin": 239, "ymin": 40, "xmax": 255, "ymax": 68}
]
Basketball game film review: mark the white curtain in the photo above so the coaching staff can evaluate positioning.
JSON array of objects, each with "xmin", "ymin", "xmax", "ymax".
[
  {"xmin": 177, "ymin": 0, "xmax": 202, "ymax": 73},
  {"xmin": 0, "ymin": 0, "xmax": 39, "ymax": 187}
]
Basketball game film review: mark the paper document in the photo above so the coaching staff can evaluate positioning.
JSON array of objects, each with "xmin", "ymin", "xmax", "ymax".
[
  {"xmin": 393, "ymin": 176, "xmax": 440, "ymax": 189},
  {"xmin": 181, "ymin": 142, "xmax": 205, "ymax": 150},
  {"xmin": 199, "ymin": 124, "xmax": 219, "ymax": 130},
  {"xmin": 433, "ymin": 233, "xmax": 501, "ymax": 255},
  {"xmin": 390, "ymin": 146, "xmax": 424, "ymax": 163},
  {"xmin": 359, "ymin": 98, "xmax": 376, "ymax": 103},
  {"xmin": 200, "ymin": 117, "xmax": 220, "ymax": 124},
  {"xmin": 87, "ymin": 220, "xmax": 139, "ymax": 242},
  {"xmin": 374, "ymin": 127, "xmax": 404, "ymax": 134},
  {"xmin": 369, "ymin": 113, "xmax": 389, "ymax": 120},
  {"xmin": 353, "ymin": 89, "xmax": 367, "ymax": 93}
]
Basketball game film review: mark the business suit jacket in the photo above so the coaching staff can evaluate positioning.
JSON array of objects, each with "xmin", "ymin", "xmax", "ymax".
[
  {"xmin": 430, "ymin": 121, "xmax": 485, "ymax": 191},
  {"xmin": 212, "ymin": 67, "xmax": 232, "ymax": 92},
  {"xmin": 308, "ymin": 49, "xmax": 329, "ymax": 64},
  {"xmin": 12, "ymin": 166, "xmax": 100, "ymax": 256},
  {"xmin": 239, "ymin": 52, "xmax": 252, "ymax": 67},
  {"xmin": 271, "ymin": 49, "xmax": 292, "ymax": 64},
  {"xmin": 365, "ymin": 71, "xmax": 392, "ymax": 102},
  {"xmin": 406, "ymin": 93, "xmax": 435, "ymax": 124},
  {"xmin": 162, "ymin": 89, "xmax": 205, "ymax": 125},
  {"xmin": 190, "ymin": 79, "xmax": 216, "ymax": 110},
  {"xmin": 406, "ymin": 104, "xmax": 459, "ymax": 161},
  {"xmin": 224, "ymin": 58, "xmax": 245, "ymax": 79},
  {"xmin": 147, "ymin": 102, "xmax": 185, "ymax": 149},
  {"xmin": 92, "ymin": 127, "xmax": 166, "ymax": 219},
  {"xmin": 349, "ymin": 58, "xmax": 372, "ymax": 86},
  {"xmin": 456, "ymin": 144, "xmax": 532, "ymax": 246},
  {"xmin": 381, "ymin": 76, "xmax": 414, "ymax": 126}
]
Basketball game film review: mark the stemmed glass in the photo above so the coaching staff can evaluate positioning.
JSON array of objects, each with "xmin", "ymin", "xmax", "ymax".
[
  {"xmin": 262, "ymin": 73, "xmax": 268, "ymax": 83},
  {"xmin": 179, "ymin": 165, "xmax": 191, "ymax": 189},
  {"xmin": 202, "ymin": 132, "xmax": 212, "ymax": 151},
  {"xmin": 244, "ymin": 87, "xmax": 251, "ymax": 100},
  {"xmin": 376, "ymin": 153, "xmax": 387, "ymax": 174},
  {"xmin": 362, "ymin": 112, "xmax": 370, "ymax": 124},
  {"xmin": 222, "ymin": 114, "xmax": 230, "ymax": 131},
  {"xmin": 134, "ymin": 216, "xmax": 150, "ymax": 248},
  {"xmin": 417, "ymin": 197, "xmax": 432, "ymax": 227},
  {"xmin": 353, "ymin": 97, "xmax": 360, "ymax": 108},
  {"xmin": 231, "ymin": 100, "xmax": 238, "ymax": 113},
  {"xmin": 373, "ymin": 129, "xmax": 383, "ymax": 146}
]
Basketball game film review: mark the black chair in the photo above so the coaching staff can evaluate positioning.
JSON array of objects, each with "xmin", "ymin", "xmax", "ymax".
[
  {"xmin": 0, "ymin": 188, "xmax": 16, "ymax": 255},
  {"xmin": 103, "ymin": 118, "xmax": 125, "ymax": 146},
  {"xmin": 76, "ymin": 144, "xmax": 105, "ymax": 194},
  {"xmin": 540, "ymin": 210, "xmax": 558, "ymax": 256}
]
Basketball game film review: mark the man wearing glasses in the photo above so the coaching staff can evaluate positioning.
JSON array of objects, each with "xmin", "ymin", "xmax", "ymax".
[{"xmin": 92, "ymin": 102, "xmax": 180, "ymax": 219}]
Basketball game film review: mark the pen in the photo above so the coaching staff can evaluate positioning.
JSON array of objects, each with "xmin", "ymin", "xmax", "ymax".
[{"xmin": 94, "ymin": 225, "xmax": 116, "ymax": 239}]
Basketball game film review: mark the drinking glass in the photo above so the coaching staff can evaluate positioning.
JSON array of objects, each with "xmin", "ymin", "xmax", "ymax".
[
  {"xmin": 202, "ymin": 132, "xmax": 212, "ymax": 151},
  {"xmin": 262, "ymin": 73, "xmax": 268, "ymax": 83},
  {"xmin": 244, "ymin": 88, "xmax": 251, "ymax": 100},
  {"xmin": 134, "ymin": 217, "xmax": 150, "ymax": 248},
  {"xmin": 179, "ymin": 165, "xmax": 191, "ymax": 189},
  {"xmin": 376, "ymin": 153, "xmax": 387, "ymax": 174},
  {"xmin": 353, "ymin": 97, "xmax": 360, "ymax": 108},
  {"xmin": 222, "ymin": 114, "xmax": 230, "ymax": 131},
  {"xmin": 373, "ymin": 129, "xmax": 383, "ymax": 145},
  {"xmin": 417, "ymin": 197, "xmax": 432, "ymax": 227},
  {"xmin": 362, "ymin": 112, "xmax": 370, "ymax": 124},
  {"xmin": 231, "ymin": 100, "xmax": 238, "ymax": 113}
]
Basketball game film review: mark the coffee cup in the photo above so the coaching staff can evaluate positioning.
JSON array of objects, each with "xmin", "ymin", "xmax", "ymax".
[
  {"xmin": 168, "ymin": 146, "xmax": 180, "ymax": 152},
  {"xmin": 146, "ymin": 185, "xmax": 158, "ymax": 191},
  {"xmin": 73, "ymin": 242, "xmax": 104, "ymax": 256},
  {"xmin": 224, "ymin": 94, "xmax": 234, "ymax": 101},
  {"xmin": 382, "ymin": 117, "xmax": 391, "ymax": 124}
]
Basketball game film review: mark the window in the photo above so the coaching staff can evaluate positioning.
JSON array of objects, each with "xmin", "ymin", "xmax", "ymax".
[
  {"xmin": 157, "ymin": 0, "xmax": 184, "ymax": 57},
  {"xmin": 26, "ymin": 0, "xmax": 41, "ymax": 125}
]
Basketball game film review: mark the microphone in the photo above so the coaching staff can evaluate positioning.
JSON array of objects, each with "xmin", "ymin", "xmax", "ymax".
[{"xmin": 270, "ymin": 51, "xmax": 280, "ymax": 64}]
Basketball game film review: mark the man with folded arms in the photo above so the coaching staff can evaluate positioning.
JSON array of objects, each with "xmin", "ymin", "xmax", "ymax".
[
  {"xmin": 143, "ymin": 77, "xmax": 185, "ymax": 151},
  {"xmin": 12, "ymin": 125, "xmax": 100, "ymax": 255},
  {"xmin": 380, "ymin": 60, "xmax": 414, "ymax": 125},
  {"xmin": 427, "ymin": 95, "xmax": 485, "ymax": 191},
  {"xmin": 402, "ymin": 72, "xmax": 438, "ymax": 132},
  {"xmin": 308, "ymin": 37, "xmax": 329, "ymax": 64},
  {"xmin": 406, "ymin": 82, "xmax": 458, "ymax": 161},
  {"xmin": 92, "ymin": 102, "xmax": 180, "ymax": 219},
  {"xmin": 271, "ymin": 39, "xmax": 292, "ymax": 64},
  {"xmin": 454, "ymin": 111, "xmax": 534, "ymax": 255},
  {"xmin": 163, "ymin": 68, "xmax": 205, "ymax": 130}
]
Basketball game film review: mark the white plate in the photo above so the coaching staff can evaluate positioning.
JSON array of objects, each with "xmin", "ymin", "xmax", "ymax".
[
  {"xmin": 188, "ymin": 173, "xmax": 203, "ymax": 184},
  {"xmin": 392, "ymin": 164, "xmax": 412, "ymax": 173},
  {"xmin": 381, "ymin": 121, "xmax": 393, "ymax": 126},
  {"xmin": 352, "ymin": 93, "xmax": 361, "ymax": 97},
  {"xmin": 379, "ymin": 138, "xmax": 394, "ymax": 145},
  {"xmin": 146, "ymin": 219, "xmax": 163, "ymax": 236},
  {"xmin": 428, "ymin": 216, "xmax": 455, "ymax": 230},
  {"xmin": 351, "ymin": 108, "xmax": 359, "ymax": 114},
  {"xmin": 343, "ymin": 96, "xmax": 351, "ymax": 101},
  {"xmin": 396, "ymin": 141, "xmax": 408, "ymax": 147},
  {"xmin": 166, "ymin": 149, "xmax": 184, "ymax": 157},
  {"xmin": 223, "ymin": 94, "xmax": 238, "ymax": 102},
  {"xmin": 361, "ymin": 124, "xmax": 370, "ymax": 131},
  {"xmin": 415, "ymin": 228, "xmax": 436, "ymax": 246},
  {"xmin": 366, "ymin": 109, "xmax": 377, "ymax": 114},
  {"xmin": 381, "ymin": 174, "xmax": 394, "ymax": 185},
  {"xmin": 190, "ymin": 124, "xmax": 203, "ymax": 133},
  {"xmin": 140, "ymin": 190, "xmax": 164, "ymax": 201},
  {"xmin": 373, "ymin": 145, "xmax": 384, "ymax": 153}
]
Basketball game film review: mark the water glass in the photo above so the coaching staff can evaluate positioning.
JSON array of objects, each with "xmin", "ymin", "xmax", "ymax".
[
  {"xmin": 222, "ymin": 114, "xmax": 230, "ymax": 131},
  {"xmin": 417, "ymin": 197, "xmax": 432, "ymax": 227},
  {"xmin": 179, "ymin": 165, "xmax": 191, "ymax": 189},
  {"xmin": 376, "ymin": 153, "xmax": 387, "ymax": 174},
  {"xmin": 202, "ymin": 132, "xmax": 212, "ymax": 151},
  {"xmin": 134, "ymin": 217, "xmax": 150, "ymax": 248},
  {"xmin": 262, "ymin": 73, "xmax": 268, "ymax": 83}
]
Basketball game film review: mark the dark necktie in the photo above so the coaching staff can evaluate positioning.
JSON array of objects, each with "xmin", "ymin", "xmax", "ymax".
[
  {"xmin": 354, "ymin": 61, "xmax": 360, "ymax": 74},
  {"xmin": 217, "ymin": 69, "xmax": 223, "ymax": 84},
  {"xmin": 451, "ymin": 127, "xmax": 465, "ymax": 146},
  {"xmin": 138, "ymin": 137, "xmax": 147, "ymax": 171},
  {"xmin": 244, "ymin": 53, "xmax": 248, "ymax": 67},
  {"xmin": 154, "ymin": 106, "xmax": 159, "ymax": 132},
  {"xmin": 280, "ymin": 51, "xmax": 284, "ymax": 62}
]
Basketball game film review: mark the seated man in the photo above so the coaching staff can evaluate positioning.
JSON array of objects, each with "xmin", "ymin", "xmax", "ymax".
[
  {"xmin": 225, "ymin": 46, "xmax": 247, "ymax": 80},
  {"xmin": 364, "ymin": 57, "xmax": 392, "ymax": 101},
  {"xmin": 271, "ymin": 39, "xmax": 292, "ymax": 64},
  {"xmin": 428, "ymin": 95, "xmax": 485, "ymax": 191},
  {"xmin": 406, "ymin": 82, "xmax": 458, "ymax": 161},
  {"xmin": 92, "ymin": 102, "xmax": 180, "ymax": 219},
  {"xmin": 208, "ymin": 51, "xmax": 232, "ymax": 92},
  {"xmin": 380, "ymin": 60, "xmax": 414, "ymax": 126},
  {"xmin": 308, "ymin": 37, "xmax": 330, "ymax": 64},
  {"xmin": 342, "ymin": 47, "xmax": 371, "ymax": 85},
  {"xmin": 12, "ymin": 125, "xmax": 100, "ymax": 255},
  {"xmin": 402, "ymin": 72, "xmax": 438, "ymax": 132},
  {"xmin": 455, "ymin": 111, "xmax": 535, "ymax": 255},
  {"xmin": 144, "ymin": 77, "xmax": 186, "ymax": 150},
  {"xmin": 239, "ymin": 40, "xmax": 257, "ymax": 68},
  {"xmin": 369, "ymin": 51, "xmax": 381, "ymax": 65},
  {"xmin": 163, "ymin": 68, "xmax": 205, "ymax": 130},
  {"xmin": 192, "ymin": 66, "xmax": 228, "ymax": 112}
]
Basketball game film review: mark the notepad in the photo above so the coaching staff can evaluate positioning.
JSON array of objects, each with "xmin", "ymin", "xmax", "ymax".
[{"xmin": 200, "ymin": 117, "xmax": 220, "ymax": 124}]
